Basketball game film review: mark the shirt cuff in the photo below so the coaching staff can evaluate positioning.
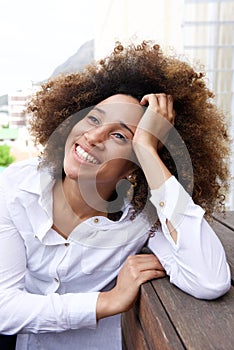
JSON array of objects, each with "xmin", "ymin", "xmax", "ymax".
[
  {"xmin": 150, "ymin": 176, "xmax": 204, "ymax": 242},
  {"xmin": 65, "ymin": 292, "xmax": 100, "ymax": 330}
]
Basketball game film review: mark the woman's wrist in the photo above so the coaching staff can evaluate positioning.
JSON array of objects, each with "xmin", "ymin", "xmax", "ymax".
[
  {"xmin": 96, "ymin": 290, "xmax": 122, "ymax": 321},
  {"xmin": 134, "ymin": 145, "xmax": 171, "ymax": 190}
]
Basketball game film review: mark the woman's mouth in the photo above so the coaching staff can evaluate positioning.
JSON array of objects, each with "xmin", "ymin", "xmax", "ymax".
[{"xmin": 75, "ymin": 144, "xmax": 100, "ymax": 164}]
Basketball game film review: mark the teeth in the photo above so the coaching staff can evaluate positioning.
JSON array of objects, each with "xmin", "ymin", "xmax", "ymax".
[{"xmin": 76, "ymin": 145, "xmax": 99, "ymax": 164}]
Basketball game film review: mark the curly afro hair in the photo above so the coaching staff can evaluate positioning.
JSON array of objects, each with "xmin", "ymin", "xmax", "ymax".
[{"xmin": 27, "ymin": 40, "xmax": 230, "ymax": 219}]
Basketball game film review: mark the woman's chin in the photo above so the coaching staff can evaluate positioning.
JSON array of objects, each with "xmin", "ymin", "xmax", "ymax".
[{"xmin": 63, "ymin": 165, "xmax": 80, "ymax": 180}]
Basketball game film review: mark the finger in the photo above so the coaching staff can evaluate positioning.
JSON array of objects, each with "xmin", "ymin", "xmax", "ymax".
[
  {"xmin": 141, "ymin": 94, "xmax": 171, "ymax": 118},
  {"xmin": 127, "ymin": 254, "xmax": 165, "ymax": 272},
  {"xmin": 139, "ymin": 260, "xmax": 165, "ymax": 272},
  {"xmin": 156, "ymin": 94, "xmax": 175, "ymax": 121},
  {"xmin": 153, "ymin": 270, "xmax": 166, "ymax": 279},
  {"xmin": 127, "ymin": 254, "xmax": 159, "ymax": 263},
  {"xmin": 131, "ymin": 253, "xmax": 162, "ymax": 265},
  {"xmin": 140, "ymin": 93, "xmax": 162, "ymax": 106},
  {"xmin": 156, "ymin": 94, "xmax": 168, "ymax": 115},
  {"xmin": 167, "ymin": 95, "xmax": 175, "ymax": 122},
  {"xmin": 137, "ymin": 269, "xmax": 166, "ymax": 285},
  {"xmin": 140, "ymin": 95, "xmax": 149, "ymax": 105}
]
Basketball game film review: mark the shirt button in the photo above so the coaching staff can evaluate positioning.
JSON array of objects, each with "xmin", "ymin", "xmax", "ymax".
[
  {"xmin": 159, "ymin": 201, "xmax": 165, "ymax": 207},
  {"xmin": 94, "ymin": 218, "xmax": 99, "ymax": 223},
  {"xmin": 54, "ymin": 277, "xmax": 59, "ymax": 283},
  {"xmin": 64, "ymin": 243, "xmax": 70, "ymax": 247}
]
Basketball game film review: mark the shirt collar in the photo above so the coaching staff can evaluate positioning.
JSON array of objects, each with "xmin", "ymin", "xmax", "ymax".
[
  {"xmin": 17, "ymin": 163, "xmax": 143, "ymax": 245},
  {"xmin": 17, "ymin": 164, "xmax": 55, "ymax": 243}
]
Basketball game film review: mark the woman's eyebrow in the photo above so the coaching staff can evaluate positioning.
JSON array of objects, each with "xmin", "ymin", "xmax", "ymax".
[
  {"xmin": 119, "ymin": 121, "xmax": 134, "ymax": 136},
  {"xmin": 92, "ymin": 107, "xmax": 134, "ymax": 135},
  {"xmin": 92, "ymin": 107, "xmax": 106, "ymax": 114}
]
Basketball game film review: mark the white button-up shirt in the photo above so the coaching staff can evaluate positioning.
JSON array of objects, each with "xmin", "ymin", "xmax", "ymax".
[{"xmin": 0, "ymin": 158, "xmax": 231, "ymax": 350}]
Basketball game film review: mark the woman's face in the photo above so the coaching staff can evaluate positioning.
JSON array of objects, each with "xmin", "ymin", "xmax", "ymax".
[{"xmin": 63, "ymin": 94, "xmax": 144, "ymax": 185}]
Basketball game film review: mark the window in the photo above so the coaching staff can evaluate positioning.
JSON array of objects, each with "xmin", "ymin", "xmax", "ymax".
[{"xmin": 182, "ymin": 0, "xmax": 234, "ymax": 209}]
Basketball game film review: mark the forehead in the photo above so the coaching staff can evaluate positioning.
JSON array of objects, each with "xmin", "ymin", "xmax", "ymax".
[
  {"xmin": 99, "ymin": 94, "xmax": 140, "ymax": 105},
  {"xmin": 96, "ymin": 94, "xmax": 144, "ymax": 126}
]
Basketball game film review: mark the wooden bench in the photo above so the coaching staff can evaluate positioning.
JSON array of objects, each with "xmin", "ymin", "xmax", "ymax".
[{"xmin": 122, "ymin": 211, "xmax": 234, "ymax": 350}]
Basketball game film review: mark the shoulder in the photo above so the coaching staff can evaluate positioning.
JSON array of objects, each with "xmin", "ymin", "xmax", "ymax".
[
  {"xmin": 0, "ymin": 157, "xmax": 39, "ymax": 183},
  {"xmin": 1, "ymin": 157, "xmax": 39, "ymax": 173},
  {"xmin": 0, "ymin": 158, "xmax": 39, "ymax": 192}
]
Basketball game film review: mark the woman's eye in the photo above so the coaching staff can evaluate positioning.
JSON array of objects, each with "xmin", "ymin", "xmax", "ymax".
[
  {"xmin": 113, "ymin": 133, "xmax": 127, "ymax": 142},
  {"xmin": 87, "ymin": 115, "xmax": 99, "ymax": 124}
]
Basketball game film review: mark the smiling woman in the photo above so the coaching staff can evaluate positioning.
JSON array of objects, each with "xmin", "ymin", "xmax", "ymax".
[{"xmin": 0, "ymin": 41, "xmax": 231, "ymax": 350}]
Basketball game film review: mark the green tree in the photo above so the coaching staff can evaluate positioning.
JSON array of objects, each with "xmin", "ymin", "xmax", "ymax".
[{"xmin": 0, "ymin": 144, "xmax": 15, "ymax": 167}]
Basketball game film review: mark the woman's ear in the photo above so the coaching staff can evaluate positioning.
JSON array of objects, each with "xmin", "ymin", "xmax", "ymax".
[
  {"xmin": 126, "ymin": 171, "xmax": 138, "ymax": 188},
  {"xmin": 124, "ymin": 165, "xmax": 138, "ymax": 181}
]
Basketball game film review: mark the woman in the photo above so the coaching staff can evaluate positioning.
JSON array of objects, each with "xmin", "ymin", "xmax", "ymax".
[{"xmin": 0, "ymin": 41, "xmax": 231, "ymax": 350}]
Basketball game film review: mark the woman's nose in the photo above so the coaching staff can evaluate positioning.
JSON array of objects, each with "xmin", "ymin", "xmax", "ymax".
[{"xmin": 84, "ymin": 128, "xmax": 106, "ymax": 149}]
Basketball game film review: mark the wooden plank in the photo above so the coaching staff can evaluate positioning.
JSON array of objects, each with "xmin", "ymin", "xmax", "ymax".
[
  {"xmin": 121, "ymin": 307, "xmax": 150, "ymax": 350},
  {"xmin": 151, "ymin": 277, "xmax": 234, "ymax": 350},
  {"xmin": 213, "ymin": 211, "xmax": 234, "ymax": 231},
  {"xmin": 138, "ymin": 282, "xmax": 185, "ymax": 350},
  {"xmin": 210, "ymin": 220, "xmax": 234, "ymax": 283}
]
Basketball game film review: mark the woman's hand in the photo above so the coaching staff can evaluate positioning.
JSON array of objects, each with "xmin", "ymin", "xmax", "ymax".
[
  {"xmin": 133, "ymin": 93, "xmax": 175, "ymax": 151},
  {"xmin": 96, "ymin": 254, "xmax": 165, "ymax": 320},
  {"xmin": 132, "ymin": 93, "xmax": 175, "ymax": 190}
]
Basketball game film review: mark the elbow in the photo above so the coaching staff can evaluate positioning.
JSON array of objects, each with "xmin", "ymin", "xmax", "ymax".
[
  {"xmin": 192, "ymin": 278, "xmax": 231, "ymax": 300},
  {"xmin": 187, "ymin": 267, "xmax": 232, "ymax": 300},
  {"xmin": 171, "ymin": 264, "xmax": 232, "ymax": 300},
  {"xmin": 196, "ymin": 263, "xmax": 232, "ymax": 300},
  {"xmin": 0, "ymin": 308, "xmax": 15, "ymax": 335},
  {"xmin": 0, "ymin": 290, "xmax": 23, "ymax": 334}
]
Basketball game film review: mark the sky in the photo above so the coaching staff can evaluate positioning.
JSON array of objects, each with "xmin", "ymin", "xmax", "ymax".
[{"xmin": 0, "ymin": 0, "xmax": 96, "ymax": 96}]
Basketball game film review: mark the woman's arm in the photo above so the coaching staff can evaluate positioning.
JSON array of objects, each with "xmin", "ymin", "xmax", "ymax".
[
  {"xmin": 0, "ymin": 179, "xmax": 99, "ymax": 334},
  {"xmin": 133, "ymin": 94, "xmax": 231, "ymax": 299},
  {"xmin": 133, "ymin": 94, "xmax": 177, "ymax": 242},
  {"xmin": 148, "ymin": 176, "xmax": 231, "ymax": 299}
]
